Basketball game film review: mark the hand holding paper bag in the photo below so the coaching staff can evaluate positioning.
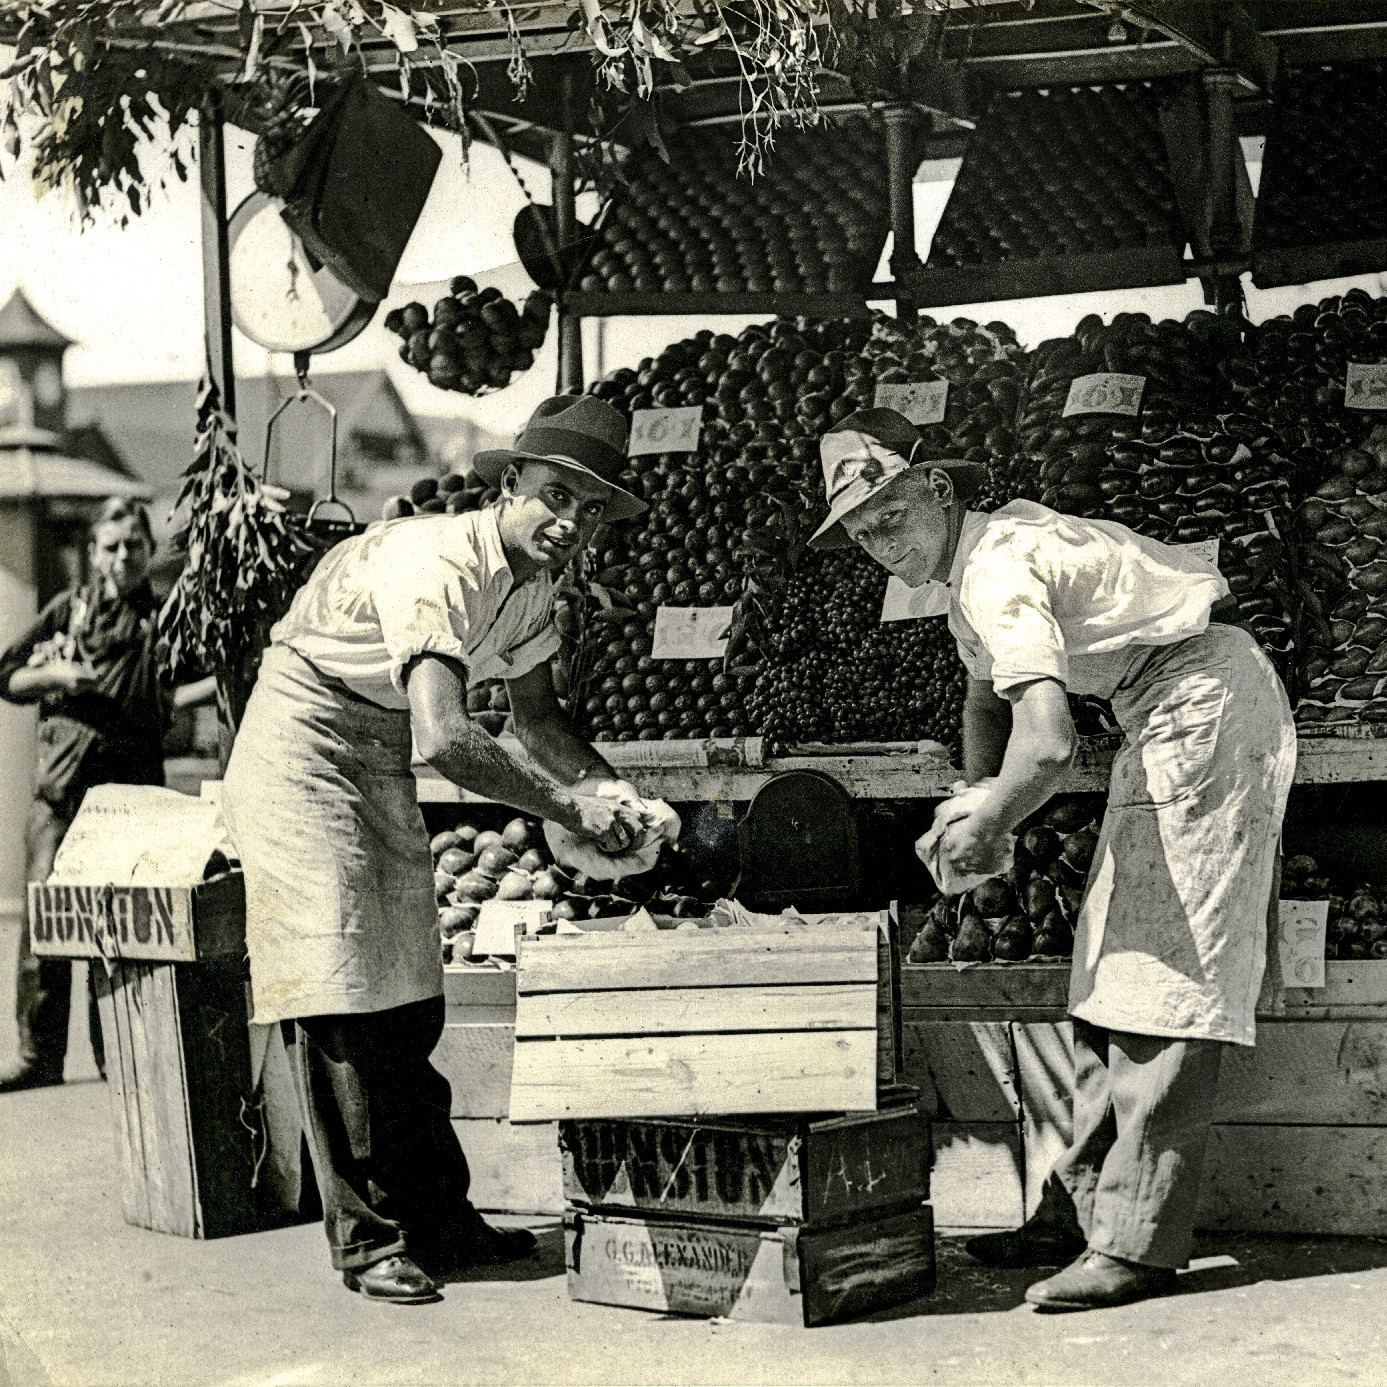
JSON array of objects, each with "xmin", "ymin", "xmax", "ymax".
[{"xmin": 916, "ymin": 780, "xmax": 1016, "ymax": 895}]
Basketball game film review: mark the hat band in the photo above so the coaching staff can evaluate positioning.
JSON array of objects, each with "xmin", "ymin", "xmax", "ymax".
[{"xmin": 513, "ymin": 423, "xmax": 626, "ymax": 480}]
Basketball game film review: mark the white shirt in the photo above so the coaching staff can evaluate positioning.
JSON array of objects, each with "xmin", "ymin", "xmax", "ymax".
[
  {"xmin": 946, "ymin": 500, "xmax": 1229, "ymax": 698},
  {"xmin": 271, "ymin": 506, "xmax": 560, "ymax": 709}
]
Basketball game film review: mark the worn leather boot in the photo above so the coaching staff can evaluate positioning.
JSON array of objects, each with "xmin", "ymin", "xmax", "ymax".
[
  {"xmin": 1025, "ymin": 1250, "xmax": 1177, "ymax": 1312},
  {"xmin": 342, "ymin": 1255, "xmax": 440, "ymax": 1304},
  {"xmin": 965, "ymin": 1219, "xmax": 1087, "ymax": 1269}
]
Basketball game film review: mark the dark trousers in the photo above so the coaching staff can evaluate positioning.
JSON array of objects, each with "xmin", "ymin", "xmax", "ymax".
[
  {"xmin": 12, "ymin": 799, "xmax": 103, "ymax": 1083},
  {"xmin": 282, "ymin": 995, "xmax": 473, "ymax": 1272},
  {"xmin": 1035, "ymin": 1018, "xmax": 1225, "ymax": 1270}
]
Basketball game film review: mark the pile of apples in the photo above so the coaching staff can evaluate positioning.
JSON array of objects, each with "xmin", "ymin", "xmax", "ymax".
[
  {"xmin": 1280, "ymin": 852, "xmax": 1386, "ymax": 961},
  {"xmin": 905, "ymin": 797, "xmax": 1104, "ymax": 963}
]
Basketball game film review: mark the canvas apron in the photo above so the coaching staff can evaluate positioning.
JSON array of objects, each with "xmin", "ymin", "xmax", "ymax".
[
  {"xmin": 220, "ymin": 643, "xmax": 441, "ymax": 1025},
  {"xmin": 1068, "ymin": 624, "xmax": 1296, "ymax": 1047}
]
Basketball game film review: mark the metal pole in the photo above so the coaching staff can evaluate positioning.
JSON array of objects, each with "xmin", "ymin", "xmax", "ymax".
[
  {"xmin": 554, "ymin": 71, "xmax": 584, "ymax": 393},
  {"xmin": 199, "ymin": 95, "xmax": 236, "ymax": 423},
  {"xmin": 1202, "ymin": 70, "xmax": 1249, "ymax": 320},
  {"xmin": 881, "ymin": 104, "xmax": 920, "ymax": 321}
]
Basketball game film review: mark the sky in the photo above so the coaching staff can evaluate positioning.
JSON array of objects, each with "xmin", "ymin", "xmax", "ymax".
[{"xmin": 3, "ymin": 93, "xmax": 1386, "ymax": 447}]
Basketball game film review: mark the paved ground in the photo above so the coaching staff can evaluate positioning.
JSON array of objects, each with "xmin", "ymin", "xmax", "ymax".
[{"xmin": 3, "ymin": 1082, "xmax": 1387, "ymax": 1387}]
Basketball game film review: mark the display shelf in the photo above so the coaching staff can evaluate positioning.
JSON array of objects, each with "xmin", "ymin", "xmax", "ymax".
[
  {"xmin": 561, "ymin": 291, "xmax": 876, "ymax": 319},
  {"xmin": 414, "ymin": 732, "xmax": 1387, "ymax": 806}
]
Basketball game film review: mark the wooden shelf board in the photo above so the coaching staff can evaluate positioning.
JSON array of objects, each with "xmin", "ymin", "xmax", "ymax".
[{"xmin": 560, "ymin": 291, "xmax": 877, "ymax": 318}]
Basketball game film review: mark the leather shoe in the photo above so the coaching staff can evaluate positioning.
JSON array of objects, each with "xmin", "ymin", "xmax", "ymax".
[
  {"xmin": 453, "ymin": 1214, "xmax": 538, "ymax": 1268},
  {"xmin": 0, "ymin": 1066, "xmax": 64, "ymax": 1094},
  {"xmin": 964, "ymin": 1221, "xmax": 1087, "ymax": 1269},
  {"xmin": 342, "ymin": 1255, "xmax": 440, "ymax": 1304},
  {"xmin": 1026, "ymin": 1250, "xmax": 1176, "ymax": 1312}
]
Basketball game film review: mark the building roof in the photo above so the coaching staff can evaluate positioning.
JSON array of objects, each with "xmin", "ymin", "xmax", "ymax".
[
  {"xmin": 0, "ymin": 289, "xmax": 75, "ymax": 352},
  {"xmin": 0, "ymin": 445, "xmax": 151, "ymax": 501}
]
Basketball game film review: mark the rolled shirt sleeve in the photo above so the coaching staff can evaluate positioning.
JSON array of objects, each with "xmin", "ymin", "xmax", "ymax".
[
  {"xmin": 372, "ymin": 553, "xmax": 476, "ymax": 699},
  {"xmin": 958, "ymin": 552, "xmax": 1068, "ymax": 696}
]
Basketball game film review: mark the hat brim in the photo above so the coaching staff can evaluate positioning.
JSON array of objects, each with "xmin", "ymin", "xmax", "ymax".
[
  {"xmin": 808, "ymin": 460, "xmax": 989, "ymax": 550},
  {"xmin": 472, "ymin": 449, "xmax": 646, "ymax": 522}
]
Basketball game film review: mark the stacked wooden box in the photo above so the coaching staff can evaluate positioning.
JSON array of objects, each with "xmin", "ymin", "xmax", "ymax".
[{"xmin": 511, "ymin": 912, "xmax": 936, "ymax": 1326}]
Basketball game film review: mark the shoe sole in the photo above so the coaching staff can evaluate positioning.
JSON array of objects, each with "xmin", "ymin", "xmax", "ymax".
[{"xmin": 1027, "ymin": 1284, "xmax": 1174, "ymax": 1313}]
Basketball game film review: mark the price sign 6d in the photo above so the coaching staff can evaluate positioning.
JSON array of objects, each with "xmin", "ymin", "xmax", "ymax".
[
  {"xmin": 1345, "ymin": 363, "xmax": 1387, "ymax": 410},
  {"xmin": 629, "ymin": 406, "xmax": 704, "ymax": 457},
  {"xmin": 1062, "ymin": 373, "xmax": 1146, "ymax": 418}
]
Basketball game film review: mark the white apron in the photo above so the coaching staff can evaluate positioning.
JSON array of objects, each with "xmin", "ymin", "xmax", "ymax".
[
  {"xmin": 1069, "ymin": 624, "xmax": 1296, "ymax": 1046},
  {"xmin": 220, "ymin": 644, "xmax": 442, "ymax": 1024}
]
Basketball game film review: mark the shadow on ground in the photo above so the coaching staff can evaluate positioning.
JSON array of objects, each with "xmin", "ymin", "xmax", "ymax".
[
  {"xmin": 856, "ymin": 1230, "xmax": 1387, "ymax": 1324},
  {"xmin": 433, "ymin": 1222, "xmax": 566, "ymax": 1286}
]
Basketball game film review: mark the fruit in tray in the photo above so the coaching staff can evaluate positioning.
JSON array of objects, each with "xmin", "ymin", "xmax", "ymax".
[
  {"xmin": 1293, "ymin": 430, "xmax": 1387, "ymax": 726},
  {"xmin": 578, "ymin": 117, "xmax": 890, "ymax": 297},
  {"xmin": 1280, "ymin": 852, "xmax": 1385, "ymax": 961},
  {"xmin": 384, "ymin": 277, "xmax": 551, "ymax": 396},
  {"xmin": 905, "ymin": 795, "xmax": 1105, "ymax": 964},
  {"xmin": 431, "ymin": 813, "xmax": 721, "ymax": 964},
  {"xmin": 927, "ymin": 83, "xmax": 1182, "ymax": 269}
]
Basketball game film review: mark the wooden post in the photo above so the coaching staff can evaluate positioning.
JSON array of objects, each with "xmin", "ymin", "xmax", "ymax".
[
  {"xmin": 198, "ymin": 95, "xmax": 248, "ymax": 759},
  {"xmin": 1202, "ymin": 69, "xmax": 1250, "ymax": 321},
  {"xmin": 553, "ymin": 72, "xmax": 583, "ymax": 394},
  {"xmin": 881, "ymin": 104, "xmax": 920, "ymax": 321}
]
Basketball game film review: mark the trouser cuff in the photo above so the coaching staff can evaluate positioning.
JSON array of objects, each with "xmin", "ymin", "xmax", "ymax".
[{"xmin": 331, "ymin": 1233, "xmax": 409, "ymax": 1274}]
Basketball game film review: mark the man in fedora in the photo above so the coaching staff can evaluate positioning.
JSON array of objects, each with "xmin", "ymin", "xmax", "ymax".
[{"xmin": 220, "ymin": 396, "xmax": 680, "ymax": 1304}]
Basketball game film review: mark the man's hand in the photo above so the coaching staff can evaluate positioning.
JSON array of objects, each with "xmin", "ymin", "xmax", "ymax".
[
  {"xmin": 936, "ymin": 804, "xmax": 1013, "ymax": 880},
  {"xmin": 43, "ymin": 661, "xmax": 100, "ymax": 696},
  {"xmin": 565, "ymin": 795, "xmax": 646, "ymax": 855}
]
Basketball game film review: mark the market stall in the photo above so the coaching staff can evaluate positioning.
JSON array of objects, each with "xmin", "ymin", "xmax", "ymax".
[{"xmin": 11, "ymin": 0, "xmax": 1387, "ymax": 1314}]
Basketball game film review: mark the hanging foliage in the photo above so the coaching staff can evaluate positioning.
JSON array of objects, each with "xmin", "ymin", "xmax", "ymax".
[
  {"xmin": 158, "ymin": 377, "xmax": 312, "ymax": 683},
  {"xmin": 0, "ymin": 0, "xmax": 984, "ymax": 215}
]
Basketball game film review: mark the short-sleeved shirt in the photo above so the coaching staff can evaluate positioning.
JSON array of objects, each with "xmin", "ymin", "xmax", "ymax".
[
  {"xmin": 946, "ymin": 500, "xmax": 1229, "ymax": 699},
  {"xmin": 271, "ymin": 506, "xmax": 560, "ymax": 709}
]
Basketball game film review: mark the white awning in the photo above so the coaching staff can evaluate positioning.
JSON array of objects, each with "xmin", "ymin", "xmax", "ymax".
[{"xmin": 0, "ymin": 447, "xmax": 152, "ymax": 501}]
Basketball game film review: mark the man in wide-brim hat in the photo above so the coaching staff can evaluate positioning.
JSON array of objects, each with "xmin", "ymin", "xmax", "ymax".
[{"xmin": 221, "ymin": 395, "xmax": 678, "ymax": 1304}]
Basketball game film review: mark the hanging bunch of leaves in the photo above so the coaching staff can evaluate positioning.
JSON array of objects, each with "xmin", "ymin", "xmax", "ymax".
[{"xmin": 158, "ymin": 378, "xmax": 312, "ymax": 684}]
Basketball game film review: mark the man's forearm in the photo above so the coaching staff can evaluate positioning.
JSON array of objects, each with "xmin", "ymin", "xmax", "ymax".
[
  {"xmin": 962, "ymin": 698, "xmax": 1009, "ymax": 784},
  {"xmin": 516, "ymin": 711, "xmax": 615, "ymax": 788},
  {"xmin": 426, "ymin": 714, "xmax": 579, "ymax": 826}
]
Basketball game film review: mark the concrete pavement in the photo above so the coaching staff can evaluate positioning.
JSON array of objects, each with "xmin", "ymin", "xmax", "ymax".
[{"xmin": 2, "ymin": 1081, "xmax": 1386, "ymax": 1387}]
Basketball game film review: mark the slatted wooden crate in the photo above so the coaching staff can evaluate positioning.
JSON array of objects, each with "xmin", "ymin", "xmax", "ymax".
[
  {"xmin": 565, "ymin": 1205, "xmax": 935, "ymax": 1327},
  {"xmin": 510, "ymin": 914, "xmax": 888, "ymax": 1121},
  {"xmin": 560, "ymin": 1091, "xmax": 929, "ymax": 1229}
]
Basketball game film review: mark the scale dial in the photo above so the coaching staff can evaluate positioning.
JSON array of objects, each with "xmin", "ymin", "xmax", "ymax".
[{"xmin": 227, "ymin": 190, "xmax": 375, "ymax": 354}]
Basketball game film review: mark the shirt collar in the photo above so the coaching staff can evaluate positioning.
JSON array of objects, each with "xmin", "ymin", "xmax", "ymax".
[
  {"xmin": 474, "ymin": 505, "xmax": 514, "ymax": 591},
  {"xmin": 946, "ymin": 510, "xmax": 989, "ymax": 591}
]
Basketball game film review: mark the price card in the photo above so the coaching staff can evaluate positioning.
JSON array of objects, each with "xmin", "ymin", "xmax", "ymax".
[
  {"xmin": 1345, "ymin": 363, "xmax": 1387, "ymax": 410},
  {"xmin": 874, "ymin": 380, "xmax": 949, "ymax": 426},
  {"xmin": 628, "ymin": 406, "xmax": 704, "ymax": 456},
  {"xmin": 1175, "ymin": 537, "xmax": 1220, "ymax": 567},
  {"xmin": 1277, "ymin": 899, "xmax": 1329, "ymax": 990},
  {"xmin": 1062, "ymin": 373, "xmax": 1146, "ymax": 418},
  {"xmin": 652, "ymin": 605, "xmax": 734, "ymax": 659},
  {"xmin": 474, "ymin": 899, "xmax": 551, "ymax": 958},
  {"xmin": 881, "ymin": 576, "xmax": 950, "ymax": 622}
]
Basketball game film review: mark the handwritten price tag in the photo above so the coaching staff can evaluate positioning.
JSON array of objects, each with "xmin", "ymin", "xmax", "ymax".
[
  {"xmin": 474, "ymin": 899, "xmax": 551, "ymax": 958},
  {"xmin": 652, "ymin": 606, "xmax": 734, "ymax": 659},
  {"xmin": 1345, "ymin": 363, "xmax": 1387, "ymax": 411},
  {"xmin": 1277, "ymin": 898, "xmax": 1328, "ymax": 989},
  {"xmin": 628, "ymin": 406, "xmax": 704, "ymax": 456},
  {"xmin": 1062, "ymin": 373, "xmax": 1146, "ymax": 418},
  {"xmin": 874, "ymin": 380, "xmax": 949, "ymax": 426}
]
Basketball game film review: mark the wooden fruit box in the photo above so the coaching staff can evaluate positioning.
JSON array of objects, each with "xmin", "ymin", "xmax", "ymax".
[
  {"xmin": 565, "ymin": 1204, "xmax": 935, "ymax": 1327},
  {"xmin": 560, "ymin": 1091, "xmax": 929, "ymax": 1230},
  {"xmin": 510, "ymin": 913, "xmax": 890, "ymax": 1121},
  {"xmin": 28, "ymin": 786, "xmax": 244, "ymax": 964}
]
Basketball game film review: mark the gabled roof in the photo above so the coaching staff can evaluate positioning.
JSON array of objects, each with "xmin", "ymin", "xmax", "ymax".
[{"xmin": 0, "ymin": 289, "xmax": 74, "ymax": 352}]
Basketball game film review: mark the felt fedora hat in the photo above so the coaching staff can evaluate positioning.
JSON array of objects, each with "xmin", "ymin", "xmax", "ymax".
[
  {"xmin": 809, "ymin": 407, "xmax": 987, "ymax": 549},
  {"xmin": 473, "ymin": 395, "xmax": 645, "ymax": 521}
]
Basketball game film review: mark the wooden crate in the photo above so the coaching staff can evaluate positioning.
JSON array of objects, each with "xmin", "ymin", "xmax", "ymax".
[
  {"xmin": 510, "ymin": 917, "xmax": 885, "ymax": 1121},
  {"xmin": 452, "ymin": 1118, "xmax": 564, "ymax": 1215},
  {"xmin": 565, "ymin": 1205, "xmax": 935, "ymax": 1327},
  {"xmin": 560, "ymin": 1096, "xmax": 928, "ymax": 1229},
  {"xmin": 93, "ymin": 958, "xmax": 308, "ymax": 1238}
]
